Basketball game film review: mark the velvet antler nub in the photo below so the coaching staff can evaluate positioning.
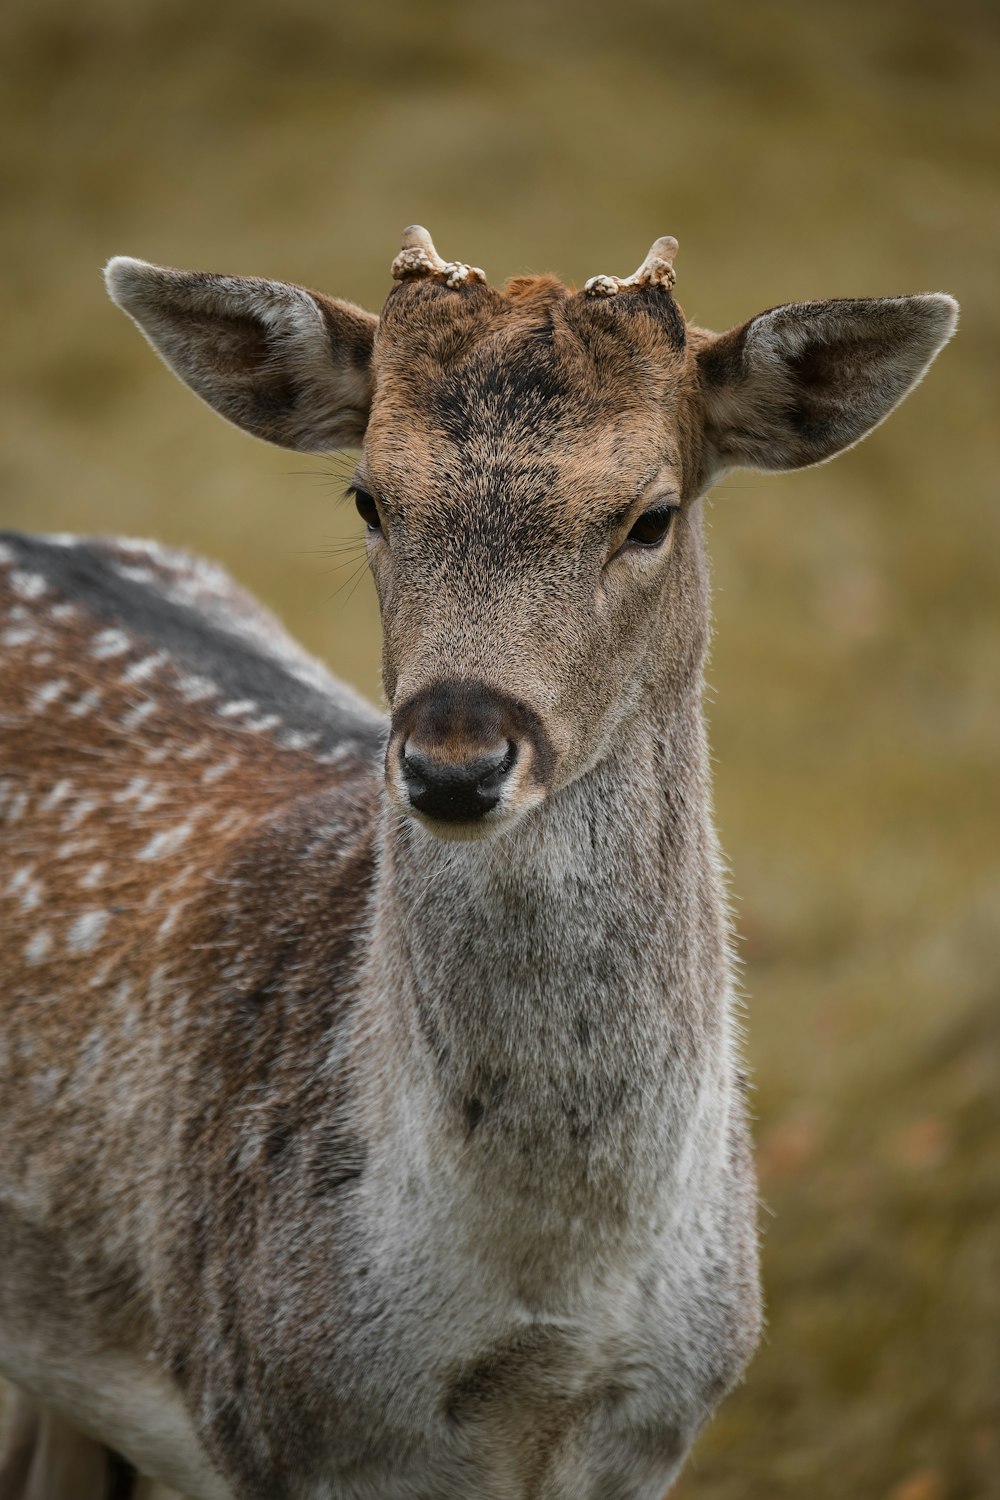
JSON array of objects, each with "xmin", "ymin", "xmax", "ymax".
[
  {"xmin": 391, "ymin": 226, "xmax": 486, "ymax": 289},
  {"xmin": 584, "ymin": 235, "xmax": 679, "ymax": 297}
]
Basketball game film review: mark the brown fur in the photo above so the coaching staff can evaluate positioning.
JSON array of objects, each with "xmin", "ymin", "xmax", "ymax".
[{"xmin": 0, "ymin": 239, "xmax": 957, "ymax": 1499}]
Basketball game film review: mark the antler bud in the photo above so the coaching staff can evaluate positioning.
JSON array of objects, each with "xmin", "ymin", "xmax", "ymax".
[
  {"xmin": 391, "ymin": 226, "xmax": 487, "ymax": 289},
  {"xmin": 584, "ymin": 236, "xmax": 679, "ymax": 298}
]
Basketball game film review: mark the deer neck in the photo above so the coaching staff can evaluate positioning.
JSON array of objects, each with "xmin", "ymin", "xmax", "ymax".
[{"xmin": 359, "ymin": 671, "xmax": 734, "ymax": 1259}]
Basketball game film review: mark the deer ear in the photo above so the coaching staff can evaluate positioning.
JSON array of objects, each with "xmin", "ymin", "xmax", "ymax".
[
  {"xmin": 105, "ymin": 257, "xmax": 377, "ymax": 452},
  {"xmin": 694, "ymin": 294, "xmax": 958, "ymax": 489}
]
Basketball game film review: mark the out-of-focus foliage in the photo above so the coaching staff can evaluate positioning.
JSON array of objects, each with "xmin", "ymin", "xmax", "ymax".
[{"xmin": 0, "ymin": 0, "xmax": 997, "ymax": 1495}]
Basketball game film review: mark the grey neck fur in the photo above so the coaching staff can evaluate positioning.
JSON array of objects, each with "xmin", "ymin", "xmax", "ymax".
[{"xmin": 358, "ymin": 620, "xmax": 735, "ymax": 1303}]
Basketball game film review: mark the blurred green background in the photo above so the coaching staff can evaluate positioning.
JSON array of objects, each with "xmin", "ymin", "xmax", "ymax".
[{"xmin": 1, "ymin": 0, "xmax": 997, "ymax": 1495}]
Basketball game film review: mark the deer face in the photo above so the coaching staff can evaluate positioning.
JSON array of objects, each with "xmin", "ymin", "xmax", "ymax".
[
  {"xmin": 360, "ymin": 271, "xmax": 705, "ymax": 833},
  {"xmin": 107, "ymin": 231, "xmax": 956, "ymax": 838}
]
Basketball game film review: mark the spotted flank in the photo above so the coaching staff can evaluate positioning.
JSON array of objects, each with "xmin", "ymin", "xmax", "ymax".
[{"xmin": 0, "ymin": 529, "xmax": 383, "ymax": 1018}]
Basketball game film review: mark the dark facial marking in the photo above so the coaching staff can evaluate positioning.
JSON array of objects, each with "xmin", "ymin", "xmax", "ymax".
[{"xmin": 428, "ymin": 339, "xmax": 574, "ymax": 447}]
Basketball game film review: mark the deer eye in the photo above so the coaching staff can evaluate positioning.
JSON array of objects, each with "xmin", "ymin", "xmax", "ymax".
[
  {"xmin": 626, "ymin": 506, "xmax": 676, "ymax": 548},
  {"xmin": 353, "ymin": 488, "xmax": 381, "ymax": 532}
]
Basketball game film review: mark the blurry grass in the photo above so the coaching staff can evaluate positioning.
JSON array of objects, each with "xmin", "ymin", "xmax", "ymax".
[
  {"xmin": 678, "ymin": 994, "xmax": 1000, "ymax": 1499},
  {"xmin": 1, "ymin": 1, "xmax": 998, "ymax": 1495}
]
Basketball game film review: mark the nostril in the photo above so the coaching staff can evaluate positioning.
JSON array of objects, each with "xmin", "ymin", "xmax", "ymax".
[
  {"xmin": 400, "ymin": 741, "xmax": 425, "ymax": 778},
  {"xmin": 398, "ymin": 740, "xmax": 518, "ymax": 821},
  {"xmin": 400, "ymin": 743, "xmax": 430, "ymax": 802},
  {"xmin": 477, "ymin": 741, "xmax": 517, "ymax": 789}
]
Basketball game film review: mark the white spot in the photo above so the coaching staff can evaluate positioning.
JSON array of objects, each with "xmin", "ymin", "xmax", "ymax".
[
  {"xmin": 67, "ymin": 688, "xmax": 103, "ymax": 718},
  {"xmin": 7, "ymin": 867, "xmax": 32, "ymax": 894},
  {"xmin": 48, "ymin": 533, "xmax": 79, "ymax": 547},
  {"xmin": 1, "ymin": 626, "xmax": 35, "ymax": 648},
  {"xmin": 40, "ymin": 777, "xmax": 74, "ymax": 811},
  {"xmin": 10, "ymin": 570, "xmax": 47, "ymax": 600},
  {"xmin": 92, "ymin": 628, "xmax": 131, "ymax": 660},
  {"xmin": 121, "ymin": 699, "xmax": 158, "ymax": 730},
  {"xmin": 137, "ymin": 821, "xmax": 193, "ymax": 861},
  {"xmin": 111, "ymin": 979, "xmax": 132, "ymax": 1009},
  {"xmin": 114, "ymin": 776, "xmax": 148, "ymax": 803},
  {"xmin": 113, "ymin": 776, "xmax": 164, "ymax": 809},
  {"xmin": 156, "ymin": 904, "xmax": 183, "ymax": 941},
  {"xmin": 201, "ymin": 758, "xmax": 236, "ymax": 784},
  {"xmin": 281, "ymin": 730, "xmax": 320, "ymax": 751},
  {"xmin": 55, "ymin": 839, "xmax": 95, "ymax": 860},
  {"xmin": 80, "ymin": 1029, "xmax": 106, "ymax": 1071},
  {"xmin": 20, "ymin": 878, "xmax": 44, "ymax": 912},
  {"xmin": 236, "ymin": 1132, "xmax": 262, "ymax": 1171},
  {"xmin": 217, "ymin": 700, "xmax": 257, "ymax": 718},
  {"xmin": 31, "ymin": 650, "xmax": 54, "ymax": 666},
  {"xmin": 25, "ymin": 930, "xmax": 53, "ymax": 964},
  {"xmin": 30, "ymin": 679, "xmax": 69, "ymax": 713},
  {"xmin": 67, "ymin": 908, "xmax": 110, "ymax": 952},
  {"xmin": 6, "ymin": 790, "xmax": 29, "ymax": 822},
  {"xmin": 116, "ymin": 564, "xmax": 156, "ymax": 585},
  {"xmin": 51, "ymin": 602, "xmax": 78, "ymax": 622},
  {"xmin": 0, "ymin": 541, "xmax": 14, "ymax": 566},
  {"xmin": 177, "ymin": 674, "xmax": 217, "ymax": 703},
  {"xmin": 34, "ymin": 1066, "xmax": 65, "ymax": 1104},
  {"xmin": 62, "ymin": 796, "xmax": 98, "ymax": 830},
  {"xmin": 124, "ymin": 652, "xmax": 168, "ymax": 684},
  {"xmin": 144, "ymin": 746, "xmax": 170, "ymax": 764},
  {"xmin": 242, "ymin": 714, "xmax": 282, "ymax": 733},
  {"xmin": 178, "ymin": 743, "xmax": 207, "ymax": 761},
  {"xmin": 213, "ymin": 809, "xmax": 249, "ymax": 833},
  {"xmin": 80, "ymin": 861, "xmax": 108, "ymax": 890},
  {"xmin": 89, "ymin": 959, "xmax": 114, "ymax": 990}
]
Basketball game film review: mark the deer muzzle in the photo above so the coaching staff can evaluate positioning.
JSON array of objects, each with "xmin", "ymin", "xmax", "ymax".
[{"xmin": 387, "ymin": 678, "xmax": 556, "ymax": 832}]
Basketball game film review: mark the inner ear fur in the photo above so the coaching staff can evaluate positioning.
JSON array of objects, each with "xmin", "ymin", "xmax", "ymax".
[
  {"xmin": 694, "ymin": 293, "xmax": 958, "ymax": 487},
  {"xmin": 105, "ymin": 257, "xmax": 378, "ymax": 452}
]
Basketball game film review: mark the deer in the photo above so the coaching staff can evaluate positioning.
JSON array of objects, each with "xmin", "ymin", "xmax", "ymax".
[{"xmin": 0, "ymin": 227, "xmax": 956, "ymax": 1500}]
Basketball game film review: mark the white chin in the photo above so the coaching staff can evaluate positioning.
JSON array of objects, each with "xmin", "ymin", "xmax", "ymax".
[{"xmin": 408, "ymin": 810, "xmax": 511, "ymax": 843}]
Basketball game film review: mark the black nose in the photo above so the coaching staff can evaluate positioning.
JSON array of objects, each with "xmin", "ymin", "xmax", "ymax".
[{"xmin": 401, "ymin": 741, "xmax": 517, "ymax": 822}]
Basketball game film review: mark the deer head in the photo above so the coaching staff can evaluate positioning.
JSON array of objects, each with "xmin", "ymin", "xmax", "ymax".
[{"xmin": 106, "ymin": 229, "xmax": 957, "ymax": 839}]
